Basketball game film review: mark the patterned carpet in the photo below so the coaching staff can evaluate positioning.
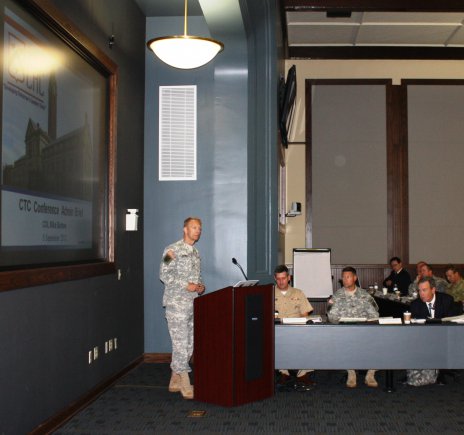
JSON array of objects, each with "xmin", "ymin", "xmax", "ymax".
[{"xmin": 55, "ymin": 364, "xmax": 464, "ymax": 434}]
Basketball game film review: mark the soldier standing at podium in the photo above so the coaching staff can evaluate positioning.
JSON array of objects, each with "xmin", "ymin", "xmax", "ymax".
[{"xmin": 160, "ymin": 217, "xmax": 205, "ymax": 399}]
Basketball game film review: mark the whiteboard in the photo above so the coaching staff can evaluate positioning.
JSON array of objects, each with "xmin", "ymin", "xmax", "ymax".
[{"xmin": 293, "ymin": 249, "xmax": 332, "ymax": 298}]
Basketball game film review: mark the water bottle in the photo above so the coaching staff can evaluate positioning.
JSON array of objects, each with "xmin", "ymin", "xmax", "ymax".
[{"xmin": 393, "ymin": 283, "xmax": 399, "ymax": 298}]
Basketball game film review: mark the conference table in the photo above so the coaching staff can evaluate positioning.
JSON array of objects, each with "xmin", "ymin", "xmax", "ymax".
[
  {"xmin": 275, "ymin": 322, "xmax": 464, "ymax": 391},
  {"xmin": 373, "ymin": 293, "xmax": 411, "ymax": 317}
]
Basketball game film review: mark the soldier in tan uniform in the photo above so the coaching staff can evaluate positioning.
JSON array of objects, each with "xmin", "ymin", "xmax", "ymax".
[
  {"xmin": 274, "ymin": 264, "xmax": 315, "ymax": 387},
  {"xmin": 160, "ymin": 217, "xmax": 205, "ymax": 399}
]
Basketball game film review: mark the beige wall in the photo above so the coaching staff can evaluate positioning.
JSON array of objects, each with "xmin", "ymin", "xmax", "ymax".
[
  {"xmin": 282, "ymin": 59, "xmax": 464, "ymax": 264},
  {"xmin": 283, "ymin": 143, "xmax": 306, "ymax": 263}
]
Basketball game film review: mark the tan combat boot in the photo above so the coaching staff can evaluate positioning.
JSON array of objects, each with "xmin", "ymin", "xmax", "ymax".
[
  {"xmin": 365, "ymin": 369, "xmax": 378, "ymax": 388},
  {"xmin": 179, "ymin": 372, "xmax": 194, "ymax": 399},
  {"xmin": 169, "ymin": 372, "xmax": 181, "ymax": 392},
  {"xmin": 346, "ymin": 370, "xmax": 357, "ymax": 388}
]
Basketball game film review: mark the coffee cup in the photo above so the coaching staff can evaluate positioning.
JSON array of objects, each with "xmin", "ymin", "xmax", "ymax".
[
  {"xmin": 403, "ymin": 312, "xmax": 411, "ymax": 324},
  {"xmin": 382, "ymin": 287, "xmax": 388, "ymax": 296}
]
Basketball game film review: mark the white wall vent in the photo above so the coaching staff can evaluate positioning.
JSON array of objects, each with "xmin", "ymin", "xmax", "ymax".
[{"xmin": 159, "ymin": 85, "xmax": 197, "ymax": 181}]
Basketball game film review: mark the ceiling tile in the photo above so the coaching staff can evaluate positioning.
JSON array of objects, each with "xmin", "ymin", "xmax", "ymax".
[
  {"xmin": 362, "ymin": 12, "xmax": 464, "ymax": 24},
  {"xmin": 286, "ymin": 11, "xmax": 464, "ymax": 48},
  {"xmin": 287, "ymin": 11, "xmax": 363, "ymax": 24},
  {"xmin": 356, "ymin": 24, "xmax": 460, "ymax": 46},
  {"xmin": 288, "ymin": 25, "xmax": 358, "ymax": 46},
  {"xmin": 447, "ymin": 26, "xmax": 464, "ymax": 45}
]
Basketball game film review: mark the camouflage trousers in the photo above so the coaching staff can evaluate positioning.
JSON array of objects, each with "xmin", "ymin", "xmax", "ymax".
[
  {"xmin": 165, "ymin": 304, "xmax": 194, "ymax": 373},
  {"xmin": 406, "ymin": 369, "xmax": 438, "ymax": 386}
]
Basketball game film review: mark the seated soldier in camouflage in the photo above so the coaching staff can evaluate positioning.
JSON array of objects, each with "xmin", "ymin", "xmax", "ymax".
[
  {"xmin": 274, "ymin": 264, "xmax": 315, "ymax": 387},
  {"xmin": 328, "ymin": 266, "xmax": 379, "ymax": 388},
  {"xmin": 445, "ymin": 265, "xmax": 464, "ymax": 305},
  {"xmin": 409, "ymin": 263, "xmax": 448, "ymax": 296},
  {"xmin": 407, "ymin": 261, "xmax": 427, "ymax": 297}
]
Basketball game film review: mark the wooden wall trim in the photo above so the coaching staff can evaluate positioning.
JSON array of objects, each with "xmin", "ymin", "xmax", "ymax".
[
  {"xmin": 31, "ymin": 356, "xmax": 143, "ymax": 435},
  {"xmin": 330, "ymin": 264, "xmax": 463, "ymax": 291},
  {"xmin": 386, "ymin": 84, "xmax": 409, "ymax": 262},
  {"xmin": 289, "ymin": 46, "xmax": 464, "ymax": 60},
  {"xmin": 283, "ymin": 1, "xmax": 464, "ymax": 13},
  {"xmin": 331, "ymin": 264, "xmax": 390, "ymax": 290},
  {"xmin": 0, "ymin": 262, "xmax": 116, "ymax": 293},
  {"xmin": 1, "ymin": 0, "xmax": 118, "ymax": 292},
  {"xmin": 305, "ymin": 80, "xmax": 313, "ymax": 247},
  {"xmin": 144, "ymin": 353, "xmax": 172, "ymax": 363}
]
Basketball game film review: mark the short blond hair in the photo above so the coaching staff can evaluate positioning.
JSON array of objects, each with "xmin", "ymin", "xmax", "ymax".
[{"xmin": 184, "ymin": 217, "xmax": 202, "ymax": 227}]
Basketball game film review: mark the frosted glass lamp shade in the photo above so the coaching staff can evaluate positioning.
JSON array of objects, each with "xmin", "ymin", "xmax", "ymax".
[{"xmin": 147, "ymin": 35, "xmax": 223, "ymax": 69}]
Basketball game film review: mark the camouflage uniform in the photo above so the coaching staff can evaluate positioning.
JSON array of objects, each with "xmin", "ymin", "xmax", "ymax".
[
  {"xmin": 160, "ymin": 239, "xmax": 202, "ymax": 374},
  {"xmin": 447, "ymin": 278, "xmax": 464, "ymax": 302},
  {"xmin": 408, "ymin": 275, "xmax": 448, "ymax": 296},
  {"xmin": 275, "ymin": 286, "xmax": 313, "ymax": 318},
  {"xmin": 328, "ymin": 287, "xmax": 379, "ymax": 383},
  {"xmin": 328, "ymin": 287, "xmax": 379, "ymax": 323},
  {"xmin": 407, "ymin": 369, "xmax": 438, "ymax": 386}
]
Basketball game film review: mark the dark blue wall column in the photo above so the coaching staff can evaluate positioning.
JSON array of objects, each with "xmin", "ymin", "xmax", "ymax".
[{"xmin": 241, "ymin": 0, "xmax": 279, "ymax": 282}]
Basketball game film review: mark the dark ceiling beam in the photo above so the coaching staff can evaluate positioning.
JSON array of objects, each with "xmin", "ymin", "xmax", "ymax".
[
  {"xmin": 289, "ymin": 46, "xmax": 464, "ymax": 60},
  {"xmin": 284, "ymin": 1, "xmax": 464, "ymax": 12}
]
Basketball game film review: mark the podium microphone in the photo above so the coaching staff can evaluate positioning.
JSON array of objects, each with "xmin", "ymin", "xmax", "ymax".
[{"xmin": 232, "ymin": 257, "xmax": 248, "ymax": 280}]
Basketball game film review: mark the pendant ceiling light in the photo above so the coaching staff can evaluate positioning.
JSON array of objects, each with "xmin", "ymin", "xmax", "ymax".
[{"xmin": 147, "ymin": 0, "xmax": 224, "ymax": 69}]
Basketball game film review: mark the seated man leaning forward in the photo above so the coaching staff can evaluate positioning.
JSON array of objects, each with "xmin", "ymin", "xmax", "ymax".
[
  {"xmin": 274, "ymin": 264, "xmax": 315, "ymax": 386},
  {"xmin": 445, "ymin": 265, "xmax": 464, "ymax": 305},
  {"xmin": 328, "ymin": 266, "xmax": 380, "ymax": 388},
  {"xmin": 409, "ymin": 263, "xmax": 448, "ymax": 296}
]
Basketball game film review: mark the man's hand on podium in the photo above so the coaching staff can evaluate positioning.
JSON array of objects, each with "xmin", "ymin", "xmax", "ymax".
[{"xmin": 187, "ymin": 282, "xmax": 205, "ymax": 294}]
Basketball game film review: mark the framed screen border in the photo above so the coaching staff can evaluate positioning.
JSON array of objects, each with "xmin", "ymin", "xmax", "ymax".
[{"xmin": 0, "ymin": 0, "xmax": 117, "ymax": 291}]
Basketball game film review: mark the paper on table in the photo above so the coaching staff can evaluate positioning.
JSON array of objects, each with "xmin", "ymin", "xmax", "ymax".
[
  {"xmin": 378, "ymin": 317, "xmax": 402, "ymax": 325},
  {"xmin": 307, "ymin": 315, "xmax": 323, "ymax": 323},
  {"xmin": 281, "ymin": 317, "xmax": 307, "ymax": 324},
  {"xmin": 442, "ymin": 314, "xmax": 464, "ymax": 323},
  {"xmin": 339, "ymin": 317, "xmax": 368, "ymax": 323},
  {"xmin": 411, "ymin": 318, "xmax": 426, "ymax": 324}
]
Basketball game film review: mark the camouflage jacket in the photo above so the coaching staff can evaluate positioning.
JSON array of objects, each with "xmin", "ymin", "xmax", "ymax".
[
  {"xmin": 447, "ymin": 278, "xmax": 464, "ymax": 302},
  {"xmin": 407, "ymin": 369, "xmax": 438, "ymax": 386},
  {"xmin": 328, "ymin": 287, "xmax": 379, "ymax": 323},
  {"xmin": 160, "ymin": 239, "xmax": 202, "ymax": 307}
]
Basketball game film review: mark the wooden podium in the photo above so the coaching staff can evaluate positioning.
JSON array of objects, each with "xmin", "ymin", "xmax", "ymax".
[{"xmin": 193, "ymin": 284, "xmax": 274, "ymax": 406}]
